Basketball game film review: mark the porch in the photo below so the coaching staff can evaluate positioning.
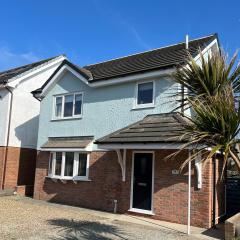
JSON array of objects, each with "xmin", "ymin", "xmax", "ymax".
[{"xmin": 95, "ymin": 113, "xmax": 225, "ymax": 231}]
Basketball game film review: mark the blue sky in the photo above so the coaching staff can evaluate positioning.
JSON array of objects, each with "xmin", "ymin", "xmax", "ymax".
[{"xmin": 0, "ymin": 0, "xmax": 239, "ymax": 70}]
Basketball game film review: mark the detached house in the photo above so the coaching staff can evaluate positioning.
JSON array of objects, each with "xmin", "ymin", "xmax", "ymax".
[
  {"xmin": 0, "ymin": 55, "xmax": 66, "ymax": 195},
  {"xmin": 32, "ymin": 34, "xmax": 225, "ymax": 228}
]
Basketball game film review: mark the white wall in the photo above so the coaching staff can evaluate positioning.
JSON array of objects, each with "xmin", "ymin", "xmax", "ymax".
[
  {"xmin": 8, "ymin": 63, "xmax": 63, "ymax": 149},
  {"xmin": 0, "ymin": 89, "xmax": 10, "ymax": 146}
]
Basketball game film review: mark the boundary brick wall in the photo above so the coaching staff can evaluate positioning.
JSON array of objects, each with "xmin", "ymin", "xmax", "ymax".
[{"xmin": 0, "ymin": 146, "xmax": 37, "ymax": 194}]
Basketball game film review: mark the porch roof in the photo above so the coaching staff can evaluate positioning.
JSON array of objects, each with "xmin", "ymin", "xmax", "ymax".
[
  {"xmin": 41, "ymin": 136, "xmax": 94, "ymax": 149},
  {"xmin": 95, "ymin": 112, "xmax": 189, "ymax": 145}
]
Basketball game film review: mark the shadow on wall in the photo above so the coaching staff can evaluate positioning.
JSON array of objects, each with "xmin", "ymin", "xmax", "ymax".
[
  {"xmin": 17, "ymin": 148, "xmax": 37, "ymax": 187},
  {"xmin": 14, "ymin": 115, "xmax": 39, "ymax": 192},
  {"xmin": 48, "ymin": 218, "xmax": 128, "ymax": 240},
  {"xmin": 14, "ymin": 115, "xmax": 39, "ymax": 149}
]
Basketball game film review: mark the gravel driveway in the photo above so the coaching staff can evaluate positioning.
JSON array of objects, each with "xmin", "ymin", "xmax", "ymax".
[{"xmin": 0, "ymin": 196, "xmax": 202, "ymax": 240}]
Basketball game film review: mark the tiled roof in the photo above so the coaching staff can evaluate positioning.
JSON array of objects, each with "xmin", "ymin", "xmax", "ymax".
[
  {"xmin": 0, "ymin": 55, "xmax": 65, "ymax": 84},
  {"xmin": 32, "ymin": 34, "xmax": 218, "ymax": 96},
  {"xmin": 95, "ymin": 112, "xmax": 189, "ymax": 144},
  {"xmin": 41, "ymin": 136, "xmax": 94, "ymax": 149},
  {"xmin": 84, "ymin": 34, "xmax": 217, "ymax": 82}
]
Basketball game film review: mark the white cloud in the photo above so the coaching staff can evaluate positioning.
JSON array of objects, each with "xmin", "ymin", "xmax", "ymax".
[
  {"xmin": 0, "ymin": 46, "xmax": 40, "ymax": 71},
  {"xmin": 129, "ymin": 26, "xmax": 151, "ymax": 50}
]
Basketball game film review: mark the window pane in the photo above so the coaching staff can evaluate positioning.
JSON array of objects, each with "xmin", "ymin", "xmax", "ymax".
[
  {"xmin": 48, "ymin": 153, "xmax": 53, "ymax": 175},
  {"xmin": 74, "ymin": 94, "xmax": 82, "ymax": 115},
  {"xmin": 64, "ymin": 152, "xmax": 74, "ymax": 176},
  {"xmin": 78, "ymin": 154, "xmax": 87, "ymax": 176},
  {"xmin": 64, "ymin": 95, "xmax": 74, "ymax": 117},
  {"xmin": 55, "ymin": 152, "xmax": 62, "ymax": 176},
  {"xmin": 137, "ymin": 82, "xmax": 153, "ymax": 105},
  {"xmin": 55, "ymin": 97, "xmax": 62, "ymax": 117}
]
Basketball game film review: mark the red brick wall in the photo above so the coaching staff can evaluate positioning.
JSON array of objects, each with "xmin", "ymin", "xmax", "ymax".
[
  {"xmin": 119, "ymin": 150, "xmax": 213, "ymax": 228},
  {"xmin": 0, "ymin": 146, "xmax": 37, "ymax": 193},
  {"xmin": 34, "ymin": 149, "xmax": 215, "ymax": 228},
  {"xmin": 34, "ymin": 151, "xmax": 122, "ymax": 212},
  {"xmin": 0, "ymin": 147, "xmax": 6, "ymax": 189}
]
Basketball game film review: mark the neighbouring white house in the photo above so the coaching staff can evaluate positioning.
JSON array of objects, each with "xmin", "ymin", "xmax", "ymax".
[{"xmin": 0, "ymin": 55, "xmax": 66, "ymax": 195}]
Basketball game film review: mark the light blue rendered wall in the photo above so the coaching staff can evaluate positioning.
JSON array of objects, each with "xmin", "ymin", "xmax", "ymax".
[{"xmin": 37, "ymin": 71, "xmax": 180, "ymax": 150}]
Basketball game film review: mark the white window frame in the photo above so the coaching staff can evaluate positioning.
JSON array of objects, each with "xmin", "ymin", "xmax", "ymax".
[
  {"xmin": 52, "ymin": 92, "xmax": 83, "ymax": 120},
  {"xmin": 134, "ymin": 80, "xmax": 155, "ymax": 109},
  {"xmin": 48, "ymin": 151, "xmax": 90, "ymax": 181}
]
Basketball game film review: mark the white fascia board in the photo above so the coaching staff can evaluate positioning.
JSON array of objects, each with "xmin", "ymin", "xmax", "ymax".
[
  {"xmin": 90, "ymin": 68, "xmax": 175, "ymax": 88},
  {"xmin": 38, "ymin": 66, "xmax": 175, "ymax": 98},
  {"xmin": 40, "ymin": 141, "xmax": 94, "ymax": 152},
  {"xmin": 193, "ymin": 39, "xmax": 219, "ymax": 62},
  {"xmin": 7, "ymin": 56, "xmax": 66, "ymax": 88},
  {"xmin": 40, "ymin": 148, "xmax": 91, "ymax": 152},
  {"xmin": 40, "ymin": 65, "xmax": 90, "ymax": 97},
  {"xmin": 97, "ymin": 143, "xmax": 206, "ymax": 150},
  {"xmin": 97, "ymin": 143, "xmax": 185, "ymax": 150}
]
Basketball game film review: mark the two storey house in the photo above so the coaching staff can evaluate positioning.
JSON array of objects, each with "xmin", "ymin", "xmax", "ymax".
[{"xmin": 32, "ymin": 34, "xmax": 224, "ymax": 228}]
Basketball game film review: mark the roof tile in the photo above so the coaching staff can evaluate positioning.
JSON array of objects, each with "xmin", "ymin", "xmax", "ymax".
[
  {"xmin": 84, "ymin": 35, "xmax": 216, "ymax": 81},
  {"xmin": 95, "ymin": 112, "xmax": 189, "ymax": 144}
]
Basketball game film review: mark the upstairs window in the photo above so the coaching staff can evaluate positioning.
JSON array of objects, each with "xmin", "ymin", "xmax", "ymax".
[
  {"xmin": 53, "ymin": 92, "xmax": 83, "ymax": 119},
  {"xmin": 48, "ymin": 152, "xmax": 89, "ymax": 180},
  {"xmin": 135, "ymin": 81, "xmax": 154, "ymax": 108}
]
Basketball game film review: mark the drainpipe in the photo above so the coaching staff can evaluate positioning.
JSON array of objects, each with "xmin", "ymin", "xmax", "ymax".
[
  {"xmin": 1, "ymin": 86, "xmax": 13, "ymax": 190},
  {"xmin": 185, "ymin": 35, "xmax": 192, "ymax": 235},
  {"xmin": 187, "ymin": 150, "xmax": 191, "ymax": 235},
  {"xmin": 181, "ymin": 35, "xmax": 189, "ymax": 114}
]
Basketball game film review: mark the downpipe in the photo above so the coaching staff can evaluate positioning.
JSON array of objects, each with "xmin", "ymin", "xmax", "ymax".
[
  {"xmin": 113, "ymin": 199, "xmax": 118, "ymax": 214},
  {"xmin": 1, "ymin": 86, "xmax": 13, "ymax": 190}
]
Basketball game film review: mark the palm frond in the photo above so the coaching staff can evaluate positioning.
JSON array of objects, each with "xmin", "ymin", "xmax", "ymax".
[{"xmin": 170, "ymin": 50, "xmax": 240, "ymax": 174}]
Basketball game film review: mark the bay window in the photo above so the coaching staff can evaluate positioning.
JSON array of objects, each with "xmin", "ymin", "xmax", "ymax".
[
  {"xmin": 48, "ymin": 152, "xmax": 89, "ymax": 180},
  {"xmin": 53, "ymin": 92, "xmax": 83, "ymax": 119}
]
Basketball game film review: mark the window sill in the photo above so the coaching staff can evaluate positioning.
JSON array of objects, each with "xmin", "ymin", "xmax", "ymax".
[
  {"xmin": 128, "ymin": 208, "xmax": 155, "ymax": 215},
  {"xmin": 51, "ymin": 116, "xmax": 82, "ymax": 122},
  {"xmin": 46, "ymin": 176, "xmax": 91, "ymax": 182},
  {"xmin": 132, "ymin": 104, "xmax": 155, "ymax": 110}
]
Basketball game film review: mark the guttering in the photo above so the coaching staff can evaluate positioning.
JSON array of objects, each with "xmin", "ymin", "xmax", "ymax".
[
  {"xmin": 36, "ymin": 67, "xmax": 175, "ymax": 99},
  {"xmin": 1, "ymin": 86, "xmax": 13, "ymax": 189},
  {"xmin": 95, "ymin": 143, "xmax": 206, "ymax": 150}
]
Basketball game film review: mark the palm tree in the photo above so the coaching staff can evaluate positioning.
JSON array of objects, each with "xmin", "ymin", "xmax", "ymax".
[{"xmin": 171, "ymin": 50, "xmax": 240, "ymax": 174}]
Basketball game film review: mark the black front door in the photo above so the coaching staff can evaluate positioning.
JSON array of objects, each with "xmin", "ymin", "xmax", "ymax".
[{"xmin": 132, "ymin": 152, "xmax": 153, "ymax": 211}]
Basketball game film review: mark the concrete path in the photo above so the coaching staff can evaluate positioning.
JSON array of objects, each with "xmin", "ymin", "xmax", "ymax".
[{"xmin": 0, "ymin": 196, "xmax": 224, "ymax": 240}]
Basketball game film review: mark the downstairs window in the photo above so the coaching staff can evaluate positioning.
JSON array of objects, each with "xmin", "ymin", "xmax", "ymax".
[{"xmin": 48, "ymin": 152, "xmax": 89, "ymax": 180}]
